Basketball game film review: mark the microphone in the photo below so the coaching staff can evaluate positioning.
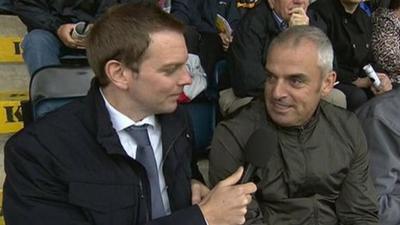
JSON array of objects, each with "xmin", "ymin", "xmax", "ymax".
[{"xmin": 239, "ymin": 128, "xmax": 278, "ymax": 184}]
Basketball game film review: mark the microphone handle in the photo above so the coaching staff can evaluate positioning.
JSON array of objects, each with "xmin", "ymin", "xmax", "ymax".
[{"xmin": 239, "ymin": 164, "xmax": 255, "ymax": 184}]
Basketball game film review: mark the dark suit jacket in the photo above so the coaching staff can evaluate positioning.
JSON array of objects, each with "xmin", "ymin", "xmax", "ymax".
[{"xmin": 3, "ymin": 80, "xmax": 206, "ymax": 225}]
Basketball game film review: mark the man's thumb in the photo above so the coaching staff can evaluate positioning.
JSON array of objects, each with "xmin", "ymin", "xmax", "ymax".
[{"xmin": 218, "ymin": 166, "xmax": 244, "ymax": 187}]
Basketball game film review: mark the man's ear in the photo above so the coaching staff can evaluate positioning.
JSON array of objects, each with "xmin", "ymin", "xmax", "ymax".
[
  {"xmin": 321, "ymin": 71, "xmax": 336, "ymax": 97},
  {"xmin": 104, "ymin": 60, "xmax": 129, "ymax": 90}
]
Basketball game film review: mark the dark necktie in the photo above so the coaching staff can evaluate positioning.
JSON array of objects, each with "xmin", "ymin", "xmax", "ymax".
[
  {"xmin": 279, "ymin": 20, "xmax": 288, "ymax": 31},
  {"xmin": 125, "ymin": 125, "xmax": 166, "ymax": 219}
]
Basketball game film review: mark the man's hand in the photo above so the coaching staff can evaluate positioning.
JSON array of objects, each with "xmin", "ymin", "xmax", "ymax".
[
  {"xmin": 57, "ymin": 23, "xmax": 86, "ymax": 49},
  {"xmin": 218, "ymin": 32, "xmax": 233, "ymax": 51},
  {"xmin": 191, "ymin": 179, "xmax": 210, "ymax": 205},
  {"xmin": 199, "ymin": 167, "xmax": 257, "ymax": 225},
  {"xmin": 353, "ymin": 76, "xmax": 372, "ymax": 88},
  {"xmin": 371, "ymin": 73, "xmax": 393, "ymax": 95},
  {"xmin": 289, "ymin": 7, "xmax": 309, "ymax": 27}
]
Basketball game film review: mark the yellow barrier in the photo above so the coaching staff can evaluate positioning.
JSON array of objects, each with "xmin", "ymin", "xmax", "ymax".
[
  {"xmin": 0, "ymin": 36, "xmax": 23, "ymax": 63},
  {"xmin": 0, "ymin": 91, "xmax": 28, "ymax": 134}
]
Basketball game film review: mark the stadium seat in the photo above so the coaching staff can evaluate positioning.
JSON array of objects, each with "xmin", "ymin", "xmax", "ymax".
[
  {"xmin": 181, "ymin": 60, "xmax": 225, "ymax": 156},
  {"xmin": 22, "ymin": 65, "xmax": 94, "ymax": 124},
  {"xmin": 182, "ymin": 101, "xmax": 216, "ymax": 156}
]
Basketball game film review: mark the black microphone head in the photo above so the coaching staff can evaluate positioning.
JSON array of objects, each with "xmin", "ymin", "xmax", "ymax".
[{"xmin": 245, "ymin": 128, "xmax": 278, "ymax": 168}]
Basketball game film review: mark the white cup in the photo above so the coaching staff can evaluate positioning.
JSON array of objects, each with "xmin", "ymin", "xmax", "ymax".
[{"xmin": 71, "ymin": 21, "xmax": 91, "ymax": 40}]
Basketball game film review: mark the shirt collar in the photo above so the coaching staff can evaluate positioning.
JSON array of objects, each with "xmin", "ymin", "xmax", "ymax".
[
  {"xmin": 99, "ymin": 88, "xmax": 157, "ymax": 132},
  {"xmin": 272, "ymin": 10, "xmax": 288, "ymax": 31}
]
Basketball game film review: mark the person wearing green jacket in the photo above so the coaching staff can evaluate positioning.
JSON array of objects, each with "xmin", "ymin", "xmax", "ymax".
[{"xmin": 209, "ymin": 26, "xmax": 379, "ymax": 225}]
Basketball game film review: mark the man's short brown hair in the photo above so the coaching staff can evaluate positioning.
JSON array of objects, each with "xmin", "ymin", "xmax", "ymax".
[{"xmin": 86, "ymin": 3, "xmax": 185, "ymax": 86}]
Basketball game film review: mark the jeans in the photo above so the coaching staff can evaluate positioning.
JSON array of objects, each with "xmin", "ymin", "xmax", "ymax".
[
  {"xmin": 21, "ymin": 29, "xmax": 85, "ymax": 76},
  {"xmin": 0, "ymin": 0, "xmax": 14, "ymax": 12}
]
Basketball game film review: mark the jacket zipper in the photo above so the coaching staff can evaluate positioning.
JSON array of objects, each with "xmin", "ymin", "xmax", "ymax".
[
  {"xmin": 161, "ymin": 128, "xmax": 186, "ymax": 165},
  {"xmin": 313, "ymin": 196, "xmax": 319, "ymax": 225},
  {"xmin": 298, "ymin": 127, "xmax": 319, "ymax": 224},
  {"xmin": 138, "ymin": 179, "xmax": 150, "ymax": 222},
  {"xmin": 138, "ymin": 127, "xmax": 186, "ymax": 221}
]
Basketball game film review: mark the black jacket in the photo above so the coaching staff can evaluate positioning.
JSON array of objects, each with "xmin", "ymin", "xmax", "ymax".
[
  {"xmin": 210, "ymin": 100, "xmax": 379, "ymax": 224},
  {"xmin": 309, "ymin": 0, "xmax": 374, "ymax": 84},
  {"xmin": 3, "ymin": 80, "xmax": 206, "ymax": 225},
  {"xmin": 228, "ymin": 1, "xmax": 326, "ymax": 97},
  {"xmin": 14, "ymin": 0, "xmax": 157, "ymax": 32},
  {"xmin": 171, "ymin": 0, "xmax": 240, "ymax": 33}
]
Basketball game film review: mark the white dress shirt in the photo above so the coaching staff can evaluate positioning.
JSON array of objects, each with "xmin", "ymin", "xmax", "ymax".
[{"xmin": 100, "ymin": 89, "xmax": 171, "ymax": 215}]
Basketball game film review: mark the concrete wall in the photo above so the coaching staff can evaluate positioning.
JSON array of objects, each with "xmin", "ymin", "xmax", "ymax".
[{"xmin": 0, "ymin": 14, "xmax": 29, "ymax": 186}]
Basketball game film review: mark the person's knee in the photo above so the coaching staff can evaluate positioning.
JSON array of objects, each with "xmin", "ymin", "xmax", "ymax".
[
  {"xmin": 22, "ymin": 29, "xmax": 63, "ymax": 75},
  {"xmin": 22, "ymin": 29, "xmax": 61, "ymax": 51}
]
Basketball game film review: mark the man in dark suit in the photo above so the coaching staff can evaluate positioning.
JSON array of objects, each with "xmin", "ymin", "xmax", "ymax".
[{"xmin": 3, "ymin": 3, "xmax": 256, "ymax": 225}]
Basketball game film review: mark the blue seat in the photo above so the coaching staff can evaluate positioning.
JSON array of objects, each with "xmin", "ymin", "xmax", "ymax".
[
  {"xmin": 182, "ymin": 101, "xmax": 216, "ymax": 156},
  {"xmin": 23, "ymin": 65, "xmax": 94, "ymax": 123},
  {"xmin": 180, "ymin": 60, "xmax": 227, "ymax": 156},
  {"xmin": 59, "ymin": 54, "xmax": 88, "ymax": 66}
]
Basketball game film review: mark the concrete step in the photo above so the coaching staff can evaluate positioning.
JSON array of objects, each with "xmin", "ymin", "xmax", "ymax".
[
  {"xmin": 0, "ymin": 64, "xmax": 29, "ymax": 91},
  {"xmin": 0, "ymin": 14, "xmax": 26, "ymax": 37},
  {"xmin": 0, "ymin": 14, "xmax": 29, "ymax": 204},
  {"xmin": 0, "ymin": 14, "xmax": 29, "ymax": 91}
]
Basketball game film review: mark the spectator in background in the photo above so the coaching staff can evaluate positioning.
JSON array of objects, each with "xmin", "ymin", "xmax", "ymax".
[
  {"xmin": 0, "ymin": 0, "xmax": 14, "ymax": 14},
  {"xmin": 14, "ymin": 0, "xmax": 158, "ymax": 75},
  {"xmin": 309, "ymin": 0, "xmax": 392, "ymax": 111},
  {"xmin": 209, "ymin": 26, "xmax": 379, "ymax": 225},
  {"xmin": 370, "ymin": 0, "xmax": 391, "ymax": 10},
  {"xmin": 217, "ymin": 0, "xmax": 263, "ymax": 51},
  {"xmin": 171, "ymin": 0, "xmax": 241, "ymax": 82},
  {"xmin": 219, "ymin": 0, "xmax": 350, "ymax": 116},
  {"xmin": 371, "ymin": 0, "xmax": 400, "ymax": 87},
  {"xmin": 227, "ymin": 0, "xmax": 326, "ymax": 98},
  {"xmin": 3, "ymin": 3, "xmax": 257, "ymax": 225},
  {"xmin": 356, "ymin": 88, "xmax": 400, "ymax": 225}
]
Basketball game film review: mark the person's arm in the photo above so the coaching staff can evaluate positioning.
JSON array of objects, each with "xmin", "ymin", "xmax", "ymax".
[
  {"xmin": 3, "ymin": 133, "xmax": 93, "ymax": 225},
  {"xmin": 171, "ymin": 0, "xmax": 194, "ymax": 25},
  {"xmin": 371, "ymin": 16, "xmax": 400, "ymax": 79},
  {"xmin": 225, "ymin": 0, "xmax": 241, "ymax": 31},
  {"xmin": 360, "ymin": 117, "xmax": 400, "ymax": 225},
  {"xmin": 209, "ymin": 124, "xmax": 265, "ymax": 225},
  {"xmin": 14, "ymin": 0, "xmax": 64, "ymax": 32},
  {"xmin": 334, "ymin": 120, "xmax": 379, "ymax": 225},
  {"xmin": 227, "ymin": 8, "xmax": 269, "ymax": 97},
  {"xmin": 4, "ymin": 129, "xmax": 255, "ymax": 225}
]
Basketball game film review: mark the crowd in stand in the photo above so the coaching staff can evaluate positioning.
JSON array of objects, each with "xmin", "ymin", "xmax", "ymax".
[{"xmin": 1, "ymin": 0, "xmax": 400, "ymax": 225}]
